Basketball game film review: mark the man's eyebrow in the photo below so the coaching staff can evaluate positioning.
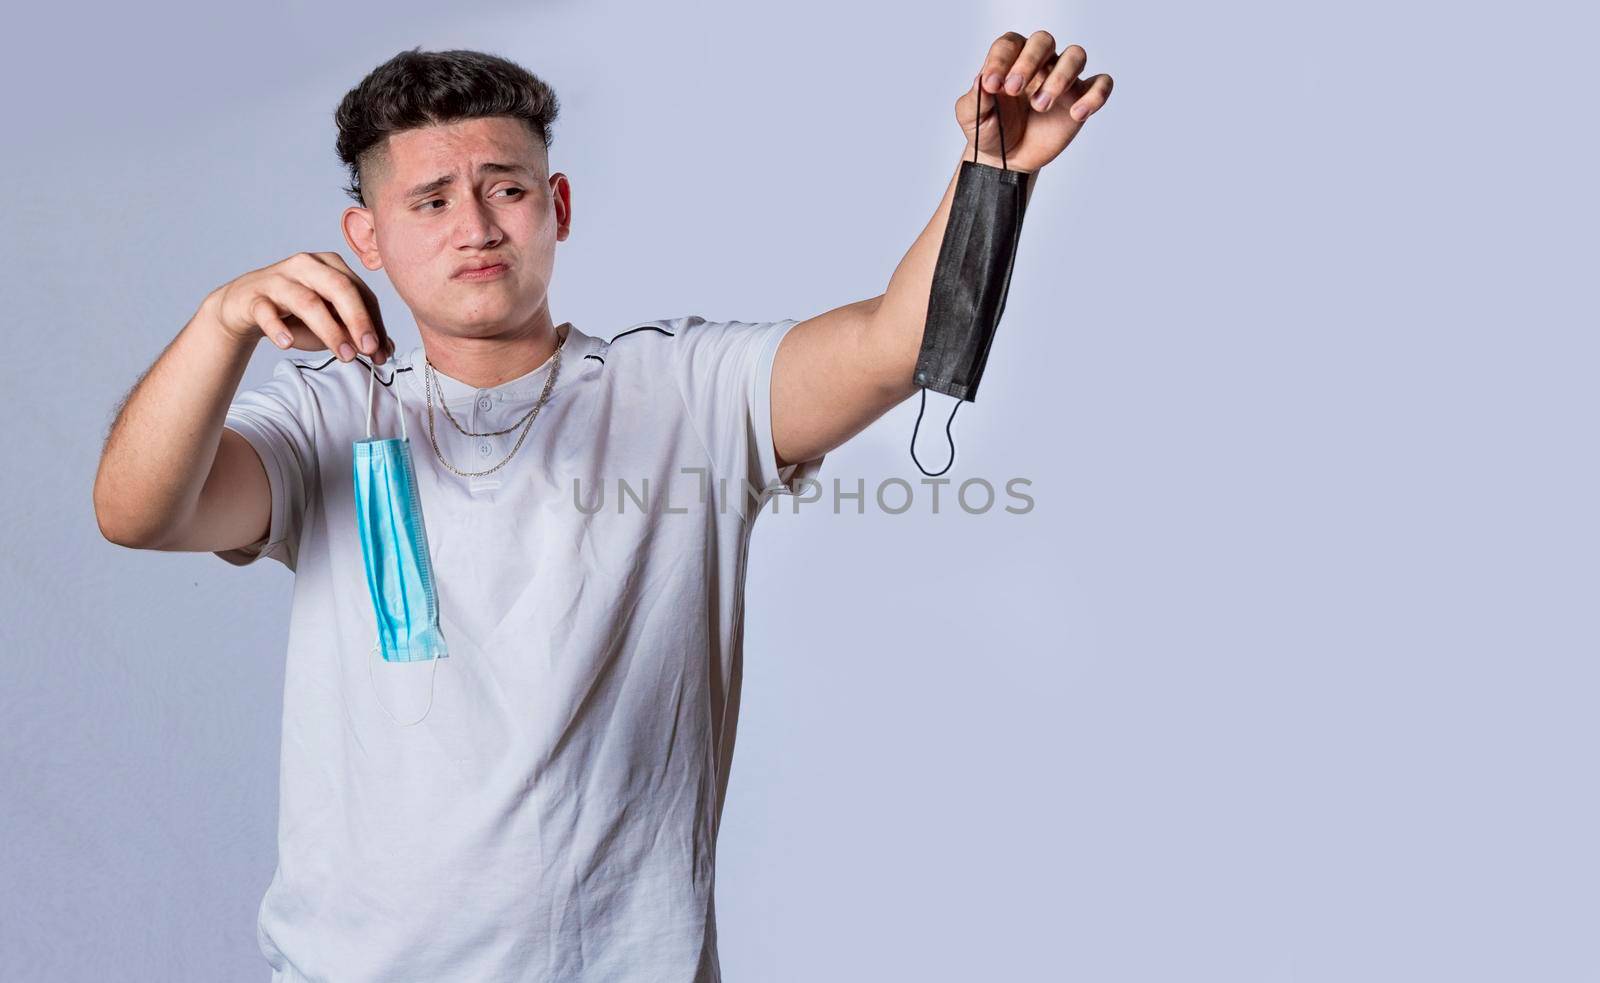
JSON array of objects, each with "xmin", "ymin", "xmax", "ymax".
[{"xmin": 402, "ymin": 162, "xmax": 535, "ymax": 200}]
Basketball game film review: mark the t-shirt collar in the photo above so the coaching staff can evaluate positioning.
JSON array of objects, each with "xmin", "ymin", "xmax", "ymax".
[{"xmin": 403, "ymin": 322, "xmax": 594, "ymax": 402}]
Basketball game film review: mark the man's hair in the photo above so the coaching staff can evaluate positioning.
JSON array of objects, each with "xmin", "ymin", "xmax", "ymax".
[{"xmin": 334, "ymin": 46, "xmax": 560, "ymax": 208}]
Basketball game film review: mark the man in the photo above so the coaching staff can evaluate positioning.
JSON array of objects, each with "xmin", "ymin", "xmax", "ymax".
[{"xmin": 93, "ymin": 36, "xmax": 1109, "ymax": 983}]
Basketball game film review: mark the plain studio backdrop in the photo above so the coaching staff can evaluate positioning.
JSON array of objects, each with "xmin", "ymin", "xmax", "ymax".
[{"xmin": 2, "ymin": 0, "xmax": 1595, "ymax": 980}]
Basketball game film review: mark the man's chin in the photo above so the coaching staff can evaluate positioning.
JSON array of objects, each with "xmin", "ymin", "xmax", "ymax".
[{"xmin": 431, "ymin": 301, "xmax": 539, "ymax": 333}]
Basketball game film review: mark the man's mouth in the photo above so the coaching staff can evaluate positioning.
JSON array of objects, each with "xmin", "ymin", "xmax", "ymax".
[{"xmin": 453, "ymin": 263, "xmax": 510, "ymax": 281}]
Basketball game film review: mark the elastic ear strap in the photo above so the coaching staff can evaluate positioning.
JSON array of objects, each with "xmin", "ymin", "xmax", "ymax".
[
  {"xmin": 968, "ymin": 77, "xmax": 1008, "ymax": 170},
  {"xmin": 366, "ymin": 357, "xmax": 377, "ymax": 439},
  {"xmin": 369, "ymin": 639, "xmax": 441, "ymax": 727},
  {"xmin": 364, "ymin": 357, "xmax": 407, "ymax": 441},
  {"xmin": 998, "ymin": 83, "xmax": 1006, "ymax": 170},
  {"xmin": 910, "ymin": 387, "xmax": 960, "ymax": 477},
  {"xmin": 391, "ymin": 361, "xmax": 406, "ymax": 441}
]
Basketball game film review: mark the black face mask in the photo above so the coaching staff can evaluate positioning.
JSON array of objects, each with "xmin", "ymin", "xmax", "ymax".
[{"xmin": 910, "ymin": 84, "xmax": 1031, "ymax": 477}]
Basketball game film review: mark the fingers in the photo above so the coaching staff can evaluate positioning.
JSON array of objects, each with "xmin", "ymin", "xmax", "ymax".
[
  {"xmin": 252, "ymin": 296, "xmax": 297, "ymax": 350},
  {"xmin": 218, "ymin": 252, "xmax": 392, "ymax": 363},
  {"xmin": 957, "ymin": 73, "xmax": 990, "ymax": 133},
  {"xmin": 311, "ymin": 252, "xmax": 392, "ymax": 363},
  {"xmin": 1029, "ymin": 45, "xmax": 1088, "ymax": 113},
  {"xmin": 976, "ymin": 33, "xmax": 1108, "ymax": 122},
  {"xmin": 270, "ymin": 272, "xmax": 359, "ymax": 362},
  {"xmin": 293, "ymin": 252, "xmax": 389, "ymax": 365},
  {"xmin": 1065, "ymin": 73, "xmax": 1114, "ymax": 122},
  {"xmin": 1008, "ymin": 32, "xmax": 1059, "ymax": 97},
  {"xmin": 981, "ymin": 31, "xmax": 1059, "ymax": 96}
]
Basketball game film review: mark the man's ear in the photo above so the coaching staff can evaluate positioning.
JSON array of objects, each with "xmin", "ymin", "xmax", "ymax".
[
  {"xmin": 342, "ymin": 205, "xmax": 382, "ymax": 270},
  {"xmin": 551, "ymin": 172, "xmax": 572, "ymax": 243}
]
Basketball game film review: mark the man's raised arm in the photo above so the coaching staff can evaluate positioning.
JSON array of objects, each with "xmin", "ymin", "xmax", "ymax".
[{"xmin": 768, "ymin": 32, "xmax": 1111, "ymax": 469}]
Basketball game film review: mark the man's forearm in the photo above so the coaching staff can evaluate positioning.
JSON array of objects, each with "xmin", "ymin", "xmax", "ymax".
[
  {"xmin": 93, "ymin": 291, "xmax": 260, "ymax": 547},
  {"xmin": 865, "ymin": 148, "xmax": 1037, "ymax": 401}
]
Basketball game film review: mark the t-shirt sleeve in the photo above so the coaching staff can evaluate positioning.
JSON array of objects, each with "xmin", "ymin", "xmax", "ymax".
[
  {"xmin": 666, "ymin": 316, "xmax": 826, "ymax": 511},
  {"xmin": 213, "ymin": 357, "xmax": 318, "ymax": 571}
]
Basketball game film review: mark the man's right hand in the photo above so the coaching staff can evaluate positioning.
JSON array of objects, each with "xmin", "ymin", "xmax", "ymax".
[{"xmin": 206, "ymin": 251, "xmax": 394, "ymax": 364}]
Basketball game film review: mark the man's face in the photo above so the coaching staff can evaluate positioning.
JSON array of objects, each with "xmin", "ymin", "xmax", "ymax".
[{"xmin": 345, "ymin": 116, "xmax": 570, "ymax": 341}]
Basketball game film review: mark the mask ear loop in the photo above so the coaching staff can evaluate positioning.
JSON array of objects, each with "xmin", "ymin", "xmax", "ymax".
[
  {"xmin": 369, "ymin": 639, "xmax": 441, "ymax": 726},
  {"xmin": 910, "ymin": 390, "xmax": 961, "ymax": 477},
  {"xmin": 911, "ymin": 78, "xmax": 1006, "ymax": 478},
  {"xmin": 363, "ymin": 353, "xmax": 437, "ymax": 726},
  {"xmin": 365, "ymin": 353, "xmax": 407, "ymax": 441}
]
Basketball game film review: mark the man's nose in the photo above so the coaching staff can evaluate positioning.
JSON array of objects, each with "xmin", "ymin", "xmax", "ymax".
[{"xmin": 457, "ymin": 197, "xmax": 501, "ymax": 248}]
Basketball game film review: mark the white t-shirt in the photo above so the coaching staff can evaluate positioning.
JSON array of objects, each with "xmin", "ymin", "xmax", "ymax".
[{"xmin": 215, "ymin": 316, "xmax": 824, "ymax": 982}]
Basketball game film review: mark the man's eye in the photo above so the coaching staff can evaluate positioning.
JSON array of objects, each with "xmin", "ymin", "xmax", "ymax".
[{"xmin": 418, "ymin": 188, "xmax": 521, "ymax": 212}]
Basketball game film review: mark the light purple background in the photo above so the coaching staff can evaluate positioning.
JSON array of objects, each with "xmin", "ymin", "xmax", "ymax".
[{"xmin": 4, "ymin": 0, "xmax": 1595, "ymax": 979}]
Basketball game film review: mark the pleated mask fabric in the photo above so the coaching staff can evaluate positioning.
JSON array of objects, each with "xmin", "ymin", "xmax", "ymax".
[
  {"xmin": 910, "ymin": 81, "xmax": 1031, "ymax": 476},
  {"xmin": 353, "ymin": 356, "xmax": 448, "ymax": 725}
]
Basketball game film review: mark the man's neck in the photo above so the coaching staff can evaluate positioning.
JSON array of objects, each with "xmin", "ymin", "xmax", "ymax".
[{"xmin": 418, "ymin": 319, "xmax": 568, "ymax": 390}]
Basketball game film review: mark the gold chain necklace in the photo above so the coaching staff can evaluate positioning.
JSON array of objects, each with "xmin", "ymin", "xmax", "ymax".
[{"xmin": 423, "ymin": 335, "xmax": 562, "ymax": 479}]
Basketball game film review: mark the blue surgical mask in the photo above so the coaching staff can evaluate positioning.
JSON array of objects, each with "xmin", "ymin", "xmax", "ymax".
[{"xmin": 354, "ymin": 356, "xmax": 449, "ymax": 726}]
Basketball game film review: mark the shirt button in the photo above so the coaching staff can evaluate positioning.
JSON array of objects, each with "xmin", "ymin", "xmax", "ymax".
[
  {"xmin": 477, "ymin": 395, "xmax": 493, "ymax": 411},
  {"xmin": 478, "ymin": 441, "xmax": 493, "ymax": 457}
]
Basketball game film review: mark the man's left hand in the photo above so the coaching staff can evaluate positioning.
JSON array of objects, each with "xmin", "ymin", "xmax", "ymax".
[{"xmin": 960, "ymin": 31, "xmax": 1114, "ymax": 173}]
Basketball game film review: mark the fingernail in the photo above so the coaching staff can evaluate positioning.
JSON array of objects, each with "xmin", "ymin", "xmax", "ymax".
[
  {"xmin": 1034, "ymin": 92, "xmax": 1051, "ymax": 111},
  {"xmin": 339, "ymin": 342, "xmax": 355, "ymax": 361},
  {"xmin": 1072, "ymin": 104, "xmax": 1087, "ymax": 121},
  {"xmin": 984, "ymin": 72, "xmax": 1002, "ymax": 92},
  {"xmin": 1005, "ymin": 73, "xmax": 1024, "ymax": 94},
  {"xmin": 361, "ymin": 333, "xmax": 376, "ymax": 353},
  {"xmin": 276, "ymin": 333, "xmax": 292, "ymax": 348}
]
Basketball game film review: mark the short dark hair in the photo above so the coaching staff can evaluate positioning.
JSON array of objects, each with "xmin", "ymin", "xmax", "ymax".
[{"xmin": 334, "ymin": 46, "xmax": 560, "ymax": 207}]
